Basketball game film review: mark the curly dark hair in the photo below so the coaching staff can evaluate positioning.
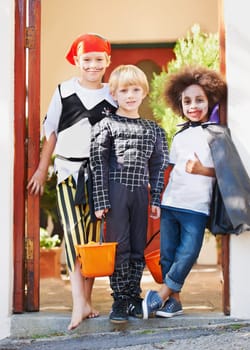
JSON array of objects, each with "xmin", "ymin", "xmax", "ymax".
[{"xmin": 164, "ymin": 65, "xmax": 227, "ymax": 117}]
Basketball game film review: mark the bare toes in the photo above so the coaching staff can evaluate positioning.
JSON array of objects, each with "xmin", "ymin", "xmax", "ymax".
[{"xmin": 88, "ymin": 310, "xmax": 100, "ymax": 318}]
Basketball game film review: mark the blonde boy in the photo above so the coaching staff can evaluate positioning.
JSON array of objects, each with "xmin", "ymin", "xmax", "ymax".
[{"xmin": 90, "ymin": 65, "xmax": 169, "ymax": 323}]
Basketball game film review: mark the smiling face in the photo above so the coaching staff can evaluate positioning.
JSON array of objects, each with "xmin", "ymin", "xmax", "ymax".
[
  {"xmin": 108, "ymin": 65, "xmax": 149, "ymax": 117},
  {"xmin": 112, "ymin": 84, "xmax": 146, "ymax": 118},
  {"xmin": 181, "ymin": 84, "xmax": 209, "ymax": 123},
  {"xmin": 75, "ymin": 51, "xmax": 110, "ymax": 87}
]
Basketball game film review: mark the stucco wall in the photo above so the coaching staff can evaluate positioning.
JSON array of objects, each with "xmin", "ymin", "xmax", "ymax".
[
  {"xmin": 224, "ymin": 0, "xmax": 250, "ymax": 318},
  {"xmin": 0, "ymin": 0, "xmax": 14, "ymax": 339},
  {"xmin": 41, "ymin": 0, "xmax": 219, "ymax": 120}
]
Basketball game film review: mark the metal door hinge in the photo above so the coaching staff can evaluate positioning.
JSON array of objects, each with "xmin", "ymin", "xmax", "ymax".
[
  {"xmin": 25, "ymin": 238, "xmax": 34, "ymax": 260},
  {"xmin": 25, "ymin": 27, "xmax": 35, "ymax": 49}
]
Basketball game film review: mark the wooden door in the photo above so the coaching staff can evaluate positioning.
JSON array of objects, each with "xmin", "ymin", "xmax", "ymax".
[
  {"xmin": 105, "ymin": 44, "xmax": 175, "ymax": 121},
  {"xmin": 13, "ymin": 0, "xmax": 27, "ymax": 313}
]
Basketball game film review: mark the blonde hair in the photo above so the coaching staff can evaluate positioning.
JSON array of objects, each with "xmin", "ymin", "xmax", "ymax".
[{"xmin": 109, "ymin": 65, "xmax": 149, "ymax": 95}]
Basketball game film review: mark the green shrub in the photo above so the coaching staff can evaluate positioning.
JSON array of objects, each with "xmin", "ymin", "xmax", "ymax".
[{"xmin": 149, "ymin": 24, "xmax": 219, "ymax": 147}]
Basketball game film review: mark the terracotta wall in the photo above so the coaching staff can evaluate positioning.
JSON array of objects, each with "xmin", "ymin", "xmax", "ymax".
[{"xmin": 41, "ymin": 0, "xmax": 219, "ymax": 119}]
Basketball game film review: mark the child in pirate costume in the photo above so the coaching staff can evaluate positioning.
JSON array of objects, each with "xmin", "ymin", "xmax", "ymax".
[
  {"xmin": 90, "ymin": 65, "xmax": 169, "ymax": 323},
  {"xmin": 27, "ymin": 33, "xmax": 117, "ymax": 330},
  {"xmin": 142, "ymin": 65, "xmax": 250, "ymax": 320}
]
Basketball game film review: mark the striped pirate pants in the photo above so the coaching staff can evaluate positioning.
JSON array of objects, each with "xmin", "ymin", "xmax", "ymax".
[{"xmin": 56, "ymin": 176, "xmax": 101, "ymax": 272}]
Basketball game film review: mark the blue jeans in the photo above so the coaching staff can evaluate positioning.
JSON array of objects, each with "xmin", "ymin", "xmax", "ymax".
[{"xmin": 160, "ymin": 207, "xmax": 208, "ymax": 292}]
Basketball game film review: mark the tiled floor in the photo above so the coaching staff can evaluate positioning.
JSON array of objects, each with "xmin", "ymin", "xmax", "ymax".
[{"xmin": 40, "ymin": 264, "xmax": 223, "ymax": 315}]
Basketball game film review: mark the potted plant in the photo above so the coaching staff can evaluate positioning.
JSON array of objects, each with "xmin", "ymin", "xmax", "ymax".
[
  {"xmin": 40, "ymin": 162, "xmax": 63, "ymax": 242},
  {"xmin": 40, "ymin": 227, "xmax": 62, "ymax": 278}
]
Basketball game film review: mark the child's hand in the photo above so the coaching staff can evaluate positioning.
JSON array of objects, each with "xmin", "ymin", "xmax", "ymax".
[
  {"xmin": 185, "ymin": 153, "xmax": 203, "ymax": 174},
  {"xmin": 150, "ymin": 205, "xmax": 160, "ymax": 219},
  {"xmin": 186, "ymin": 153, "xmax": 215, "ymax": 177},
  {"xmin": 27, "ymin": 169, "xmax": 47, "ymax": 196},
  {"xmin": 95, "ymin": 209, "xmax": 108, "ymax": 219}
]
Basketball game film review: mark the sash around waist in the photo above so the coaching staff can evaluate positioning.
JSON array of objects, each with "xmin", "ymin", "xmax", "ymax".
[{"xmin": 55, "ymin": 154, "xmax": 89, "ymax": 162}]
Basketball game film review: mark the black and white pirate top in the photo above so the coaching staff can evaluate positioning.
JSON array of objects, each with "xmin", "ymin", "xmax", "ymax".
[
  {"xmin": 43, "ymin": 77, "xmax": 117, "ymax": 184},
  {"xmin": 90, "ymin": 114, "xmax": 169, "ymax": 210}
]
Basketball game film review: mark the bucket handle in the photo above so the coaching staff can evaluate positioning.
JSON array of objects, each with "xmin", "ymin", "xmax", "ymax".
[
  {"xmin": 145, "ymin": 229, "xmax": 160, "ymax": 249},
  {"xmin": 99, "ymin": 216, "xmax": 105, "ymax": 245}
]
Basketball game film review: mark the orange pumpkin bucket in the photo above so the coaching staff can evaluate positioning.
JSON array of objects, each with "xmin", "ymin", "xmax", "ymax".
[
  {"xmin": 75, "ymin": 218, "xmax": 117, "ymax": 278},
  {"xmin": 145, "ymin": 249, "xmax": 163, "ymax": 284},
  {"xmin": 76, "ymin": 241, "xmax": 117, "ymax": 278},
  {"xmin": 144, "ymin": 230, "xmax": 163, "ymax": 284}
]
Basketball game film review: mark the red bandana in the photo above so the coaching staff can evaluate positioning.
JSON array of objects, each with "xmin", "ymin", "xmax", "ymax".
[{"xmin": 66, "ymin": 33, "xmax": 111, "ymax": 65}]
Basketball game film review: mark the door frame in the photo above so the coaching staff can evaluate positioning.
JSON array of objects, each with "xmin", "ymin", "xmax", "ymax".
[
  {"xmin": 14, "ymin": 0, "xmax": 41, "ymax": 312},
  {"xmin": 13, "ymin": 0, "xmax": 230, "ymax": 315}
]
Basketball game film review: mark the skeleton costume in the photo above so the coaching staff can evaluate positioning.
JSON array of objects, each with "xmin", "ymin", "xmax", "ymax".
[{"xmin": 90, "ymin": 113, "xmax": 169, "ymax": 303}]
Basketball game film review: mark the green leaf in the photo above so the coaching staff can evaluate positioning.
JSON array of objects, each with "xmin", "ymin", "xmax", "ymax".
[
  {"xmin": 149, "ymin": 23, "xmax": 219, "ymax": 147},
  {"xmin": 40, "ymin": 227, "xmax": 61, "ymax": 249}
]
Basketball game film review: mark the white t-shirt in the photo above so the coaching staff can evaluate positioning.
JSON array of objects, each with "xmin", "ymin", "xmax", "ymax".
[{"xmin": 161, "ymin": 126, "xmax": 215, "ymax": 215}]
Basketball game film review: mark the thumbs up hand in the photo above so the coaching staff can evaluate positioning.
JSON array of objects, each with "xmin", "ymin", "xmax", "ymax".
[
  {"xmin": 185, "ymin": 153, "xmax": 215, "ymax": 177},
  {"xmin": 185, "ymin": 152, "xmax": 203, "ymax": 174}
]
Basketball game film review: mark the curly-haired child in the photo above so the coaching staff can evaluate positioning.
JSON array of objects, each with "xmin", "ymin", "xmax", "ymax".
[{"xmin": 142, "ymin": 65, "xmax": 250, "ymax": 319}]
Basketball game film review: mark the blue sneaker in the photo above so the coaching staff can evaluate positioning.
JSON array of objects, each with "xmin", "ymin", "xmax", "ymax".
[
  {"xmin": 142, "ymin": 290, "xmax": 163, "ymax": 319},
  {"xmin": 156, "ymin": 296, "xmax": 183, "ymax": 318}
]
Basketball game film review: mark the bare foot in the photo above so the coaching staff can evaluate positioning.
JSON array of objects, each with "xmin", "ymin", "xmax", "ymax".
[
  {"xmin": 87, "ymin": 308, "xmax": 100, "ymax": 318},
  {"xmin": 68, "ymin": 303, "xmax": 91, "ymax": 331}
]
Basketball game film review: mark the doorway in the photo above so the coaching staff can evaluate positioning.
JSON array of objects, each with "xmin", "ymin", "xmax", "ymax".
[{"xmin": 13, "ymin": 0, "xmax": 229, "ymax": 316}]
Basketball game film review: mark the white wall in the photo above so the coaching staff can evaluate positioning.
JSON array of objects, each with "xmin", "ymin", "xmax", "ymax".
[
  {"xmin": 0, "ymin": 0, "xmax": 14, "ymax": 339},
  {"xmin": 224, "ymin": 0, "xmax": 250, "ymax": 318}
]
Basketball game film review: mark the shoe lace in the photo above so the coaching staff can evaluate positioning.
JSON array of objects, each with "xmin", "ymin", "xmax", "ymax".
[
  {"xmin": 151, "ymin": 298, "xmax": 161, "ymax": 309},
  {"xmin": 167, "ymin": 298, "xmax": 180, "ymax": 311},
  {"xmin": 168, "ymin": 301, "xmax": 175, "ymax": 309}
]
